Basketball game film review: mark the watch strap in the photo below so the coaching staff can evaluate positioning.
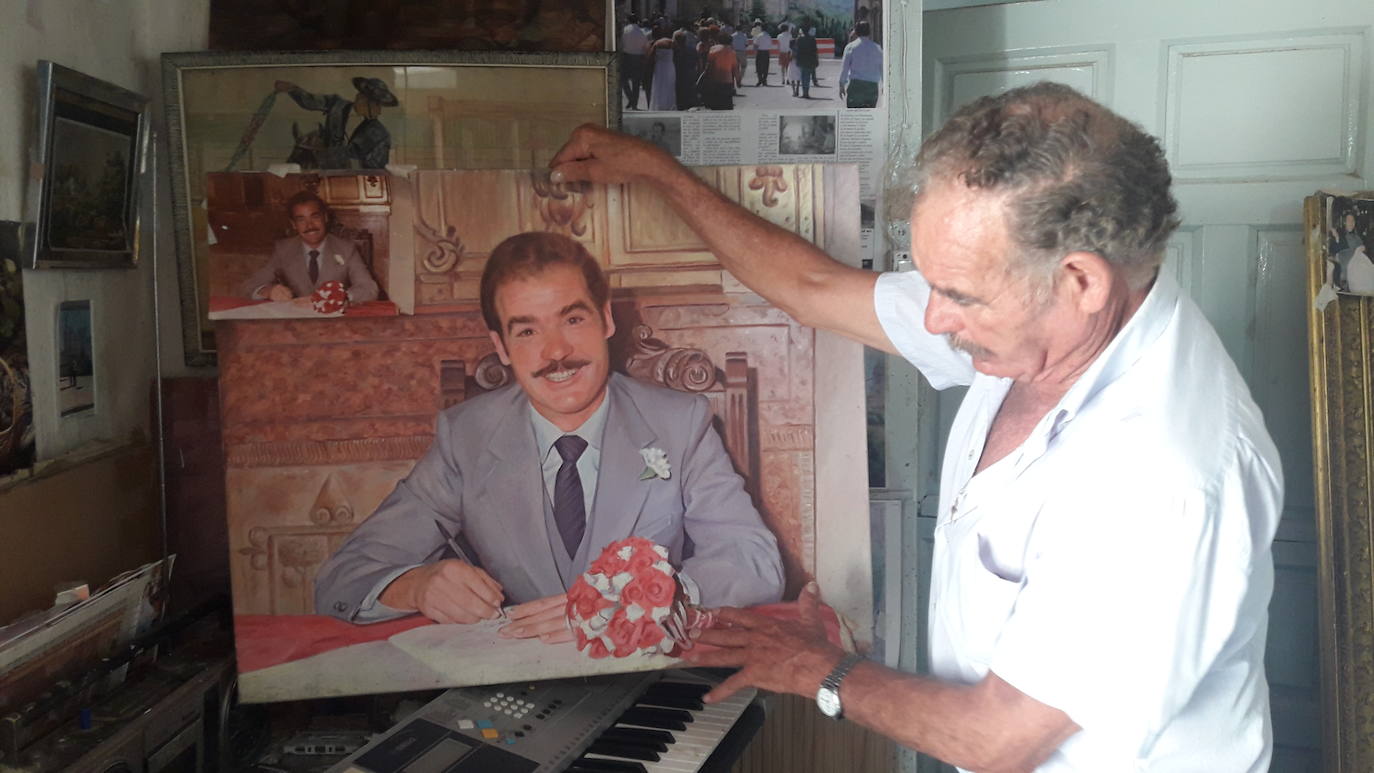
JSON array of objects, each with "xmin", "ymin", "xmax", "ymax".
[{"xmin": 819, "ymin": 653, "xmax": 863, "ymax": 717}]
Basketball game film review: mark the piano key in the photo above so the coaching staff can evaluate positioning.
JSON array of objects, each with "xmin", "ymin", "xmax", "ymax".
[
  {"xmin": 636, "ymin": 689, "xmax": 706, "ymax": 712},
  {"xmin": 592, "ymin": 686, "xmax": 758, "ymax": 773},
  {"xmin": 598, "ymin": 728, "xmax": 672, "ymax": 751},
  {"xmin": 587, "ymin": 741, "xmax": 662, "ymax": 761},
  {"xmin": 568, "ymin": 760, "xmax": 649, "ymax": 773},
  {"xmin": 615, "ymin": 708, "xmax": 689, "ymax": 731}
]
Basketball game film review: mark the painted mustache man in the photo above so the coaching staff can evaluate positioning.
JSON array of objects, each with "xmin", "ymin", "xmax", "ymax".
[{"xmin": 315, "ymin": 231, "xmax": 783, "ymax": 642}]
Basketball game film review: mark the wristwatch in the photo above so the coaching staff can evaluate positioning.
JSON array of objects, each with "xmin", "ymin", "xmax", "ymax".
[{"xmin": 815, "ymin": 653, "xmax": 863, "ymax": 719}]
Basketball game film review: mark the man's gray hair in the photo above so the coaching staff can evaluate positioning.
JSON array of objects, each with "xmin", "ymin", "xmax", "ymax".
[{"xmin": 915, "ymin": 82, "xmax": 1179, "ymax": 291}]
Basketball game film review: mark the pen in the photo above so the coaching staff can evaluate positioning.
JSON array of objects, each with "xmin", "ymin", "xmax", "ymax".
[{"xmin": 433, "ymin": 519, "xmax": 507, "ymax": 621}]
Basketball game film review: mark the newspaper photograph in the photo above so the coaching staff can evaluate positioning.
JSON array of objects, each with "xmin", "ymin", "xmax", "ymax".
[{"xmin": 615, "ymin": 0, "xmax": 888, "ymax": 265}]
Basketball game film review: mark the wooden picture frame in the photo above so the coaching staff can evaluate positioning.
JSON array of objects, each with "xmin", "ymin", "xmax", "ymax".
[
  {"xmin": 26, "ymin": 61, "xmax": 149, "ymax": 270},
  {"xmin": 162, "ymin": 50, "xmax": 619, "ymax": 366},
  {"xmin": 1304, "ymin": 190, "xmax": 1374, "ymax": 772}
]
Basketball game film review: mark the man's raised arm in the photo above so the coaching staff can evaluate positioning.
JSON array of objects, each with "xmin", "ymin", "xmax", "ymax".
[{"xmin": 550, "ymin": 125, "xmax": 897, "ymax": 355}]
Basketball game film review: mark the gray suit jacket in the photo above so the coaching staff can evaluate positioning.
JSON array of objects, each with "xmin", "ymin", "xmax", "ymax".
[
  {"xmin": 314, "ymin": 373, "xmax": 785, "ymax": 622},
  {"xmin": 241, "ymin": 233, "xmax": 380, "ymax": 301}
]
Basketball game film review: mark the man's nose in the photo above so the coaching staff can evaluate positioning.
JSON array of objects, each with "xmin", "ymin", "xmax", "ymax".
[
  {"xmin": 924, "ymin": 293, "xmax": 959, "ymax": 336},
  {"xmin": 542, "ymin": 330, "xmax": 573, "ymax": 362}
]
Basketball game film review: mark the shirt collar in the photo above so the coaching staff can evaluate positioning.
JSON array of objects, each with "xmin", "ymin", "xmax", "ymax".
[
  {"xmin": 302, "ymin": 239, "xmax": 324, "ymax": 257},
  {"xmin": 530, "ymin": 386, "xmax": 612, "ymax": 463},
  {"xmin": 1021, "ymin": 270, "xmax": 1180, "ymax": 459}
]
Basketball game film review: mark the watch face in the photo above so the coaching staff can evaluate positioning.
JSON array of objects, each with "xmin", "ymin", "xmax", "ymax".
[{"xmin": 816, "ymin": 687, "xmax": 841, "ymax": 717}]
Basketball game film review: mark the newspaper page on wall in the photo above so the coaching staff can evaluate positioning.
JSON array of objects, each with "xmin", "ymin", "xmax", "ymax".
[{"xmin": 614, "ymin": 0, "xmax": 889, "ymax": 267}]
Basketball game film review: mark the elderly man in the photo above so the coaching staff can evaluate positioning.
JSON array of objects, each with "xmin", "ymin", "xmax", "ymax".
[
  {"xmin": 550, "ymin": 82, "xmax": 1282, "ymax": 771},
  {"xmin": 314, "ymin": 231, "xmax": 783, "ymax": 641}
]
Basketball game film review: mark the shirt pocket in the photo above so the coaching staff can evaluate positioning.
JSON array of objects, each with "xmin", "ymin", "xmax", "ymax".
[{"xmin": 946, "ymin": 543, "xmax": 1025, "ymax": 670}]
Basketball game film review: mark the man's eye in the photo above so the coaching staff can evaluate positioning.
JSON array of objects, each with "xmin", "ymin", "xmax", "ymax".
[
  {"xmin": 513, "ymin": 328, "xmax": 534, "ymax": 338},
  {"xmin": 566, "ymin": 315, "xmax": 585, "ymax": 325}
]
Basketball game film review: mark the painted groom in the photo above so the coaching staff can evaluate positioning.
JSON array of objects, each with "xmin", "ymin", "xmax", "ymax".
[{"xmin": 314, "ymin": 231, "xmax": 784, "ymax": 641}]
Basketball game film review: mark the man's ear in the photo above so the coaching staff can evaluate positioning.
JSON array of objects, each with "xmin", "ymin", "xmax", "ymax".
[
  {"xmin": 488, "ymin": 330, "xmax": 513, "ymax": 366},
  {"xmin": 601, "ymin": 301, "xmax": 616, "ymax": 339},
  {"xmin": 1057, "ymin": 251, "xmax": 1115, "ymax": 314}
]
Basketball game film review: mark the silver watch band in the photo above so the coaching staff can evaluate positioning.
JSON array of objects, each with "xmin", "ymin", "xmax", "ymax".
[{"xmin": 821, "ymin": 653, "xmax": 863, "ymax": 696}]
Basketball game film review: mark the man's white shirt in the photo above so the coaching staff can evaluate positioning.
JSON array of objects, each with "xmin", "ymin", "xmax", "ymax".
[{"xmin": 873, "ymin": 270, "xmax": 1283, "ymax": 771}]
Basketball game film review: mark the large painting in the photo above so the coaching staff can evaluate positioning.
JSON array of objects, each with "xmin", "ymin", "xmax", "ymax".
[
  {"xmin": 218, "ymin": 165, "xmax": 869, "ymax": 703},
  {"xmin": 1306, "ymin": 191, "xmax": 1374, "ymax": 773},
  {"xmin": 163, "ymin": 50, "xmax": 618, "ymax": 365}
]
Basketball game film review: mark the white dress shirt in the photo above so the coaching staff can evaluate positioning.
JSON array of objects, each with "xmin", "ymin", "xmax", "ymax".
[
  {"xmin": 839, "ymin": 36, "xmax": 883, "ymax": 85},
  {"xmin": 874, "ymin": 270, "xmax": 1283, "ymax": 771},
  {"xmin": 620, "ymin": 22, "xmax": 648, "ymax": 55}
]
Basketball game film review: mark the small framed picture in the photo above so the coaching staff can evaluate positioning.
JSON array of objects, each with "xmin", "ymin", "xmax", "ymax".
[
  {"xmin": 27, "ymin": 61, "xmax": 150, "ymax": 269},
  {"xmin": 56, "ymin": 300, "xmax": 95, "ymax": 417}
]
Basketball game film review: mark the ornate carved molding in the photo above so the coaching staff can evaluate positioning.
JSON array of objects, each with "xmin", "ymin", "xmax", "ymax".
[
  {"xmin": 474, "ymin": 352, "xmax": 513, "ymax": 392},
  {"xmin": 748, "ymin": 166, "xmax": 790, "ymax": 208},
  {"xmin": 531, "ymin": 171, "xmax": 593, "ymax": 236},
  {"xmin": 623, "ymin": 324, "xmax": 717, "ymax": 392},
  {"xmin": 414, "ymin": 220, "xmax": 465, "ymax": 274}
]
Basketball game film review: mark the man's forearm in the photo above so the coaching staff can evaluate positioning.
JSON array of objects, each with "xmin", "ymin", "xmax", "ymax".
[{"xmin": 831, "ymin": 662, "xmax": 1077, "ymax": 773}]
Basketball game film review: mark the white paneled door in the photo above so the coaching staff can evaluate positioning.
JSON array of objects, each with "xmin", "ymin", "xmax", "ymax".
[{"xmin": 922, "ymin": 1, "xmax": 1374, "ymax": 770}]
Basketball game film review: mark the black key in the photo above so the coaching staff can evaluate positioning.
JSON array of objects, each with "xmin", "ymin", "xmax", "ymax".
[
  {"xmin": 587, "ymin": 741, "xmax": 661, "ymax": 761},
  {"xmin": 637, "ymin": 688, "xmax": 705, "ymax": 711},
  {"xmin": 600, "ymin": 727, "xmax": 674, "ymax": 749},
  {"xmin": 615, "ymin": 708, "xmax": 688, "ymax": 731},
  {"xmin": 569, "ymin": 759, "xmax": 647, "ymax": 773},
  {"xmin": 626, "ymin": 706, "xmax": 695, "ymax": 724},
  {"xmin": 654, "ymin": 680, "xmax": 713, "ymax": 698},
  {"xmin": 596, "ymin": 731, "xmax": 669, "ymax": 753}
]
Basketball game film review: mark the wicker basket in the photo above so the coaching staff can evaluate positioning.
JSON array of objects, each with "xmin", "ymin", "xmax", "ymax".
[{"xmin": 0, "ymin": 354, "xmax": 28, "ymax": 465}]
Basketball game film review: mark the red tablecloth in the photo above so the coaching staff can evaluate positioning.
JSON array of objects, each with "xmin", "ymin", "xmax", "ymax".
[
  {"xmin": 208, "ymin": 296, "xmax": 399, "ymax": 316},
  {"xmin": 234, "ymin": 601, "xmax": 844, "ymax": 673}
]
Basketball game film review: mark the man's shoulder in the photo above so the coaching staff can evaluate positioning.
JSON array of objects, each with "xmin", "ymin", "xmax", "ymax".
[
  {"xmin": 611, "ymin": 372, "xmax": 705, "ymax": 413},
  {"xmin": 272, "ymin": 235, "xmax": 300, "ymax": 251},
  {"xmin": 436, "ymin": 383, "xmax": 524, "ymax": 433}
]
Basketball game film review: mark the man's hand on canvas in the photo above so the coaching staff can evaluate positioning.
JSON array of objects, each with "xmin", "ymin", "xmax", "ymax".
[
  {"xmin": 380, "ymin": 559, "xmax": 504, "ymax": 624},
  {"xmin": 267, "ymin": 283, "xmax": 294, "ymax": 302},
  {"xmin": 683, "ymin": 582, "xmax": 844, "ymax": 704},
  {"xmin": 499, "ymin": 593, "xmax": 573, "ymax": 644},
  {"xmin": 549, "ymin": 124, "xmax": 676, "ymax": 187}
]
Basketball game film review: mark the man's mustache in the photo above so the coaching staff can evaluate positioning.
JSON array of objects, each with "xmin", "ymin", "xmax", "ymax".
[
  {"xmin": 945, "ymin": 334, "xmax": 994, "ymax": 360},
  {"xmin": 533, "ymin": 358, "xmax": 592, "ymax": 379}
]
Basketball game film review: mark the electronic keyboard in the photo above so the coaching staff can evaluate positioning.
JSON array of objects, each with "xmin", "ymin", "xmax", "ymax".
[{"xmin": 330, "ymin": 669, "xmax": 759, "ymax": 773}]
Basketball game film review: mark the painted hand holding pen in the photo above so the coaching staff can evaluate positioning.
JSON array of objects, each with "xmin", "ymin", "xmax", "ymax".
[{"xmin": 565, "ymin": 536, "xmax": 715, "ymax": 659}]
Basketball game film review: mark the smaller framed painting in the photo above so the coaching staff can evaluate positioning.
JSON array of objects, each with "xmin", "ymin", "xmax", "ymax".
[
  {"xmin": 26, "ymin": 61, "xmax": 150, "ymax": 269},
  {"xmin": 56, "ymin": 300, "xmax": 94, "ymax": 417}
]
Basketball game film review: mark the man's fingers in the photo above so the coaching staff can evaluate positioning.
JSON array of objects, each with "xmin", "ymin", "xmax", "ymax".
[
  {"xmin": 507, "ymin": 593, "xmax": 565, "ymax": 621},
  {"xmin": 683, "ymin": 646, "xmax": 750, "ymax": 669},
  {"xmin": 549, "ymin": 159, "xmax": 607, "ymax": 185},
  {"xmin": 694, "ymin": 627, "xmax": 760, "ymax": 648},
  {"xmin": 548, "ymin": 123, "xmax": 601, "ymax": 167},
  {"xmin": 797, "ymin": 581, "xmax": 822, "ymax": 627},
  {"xmin": 703, "ymin": 669, "xmax": 756, "ymax": 704},
  {"xmin": 538, "ymin": 628, "xmax": 576, "ymax": 644},
  {"xmin": 712, "ymin": 606, "xmax": 766, "ymax": 629}
]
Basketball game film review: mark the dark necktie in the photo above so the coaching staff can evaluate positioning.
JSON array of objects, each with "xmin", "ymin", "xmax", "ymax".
[
  {"xmin": 553, "ymin": 435, "xmax": 589, "ymax": 559},
  {"xmin": 308, "ymin": 249, "xmax": 320, "ymax": 284}
]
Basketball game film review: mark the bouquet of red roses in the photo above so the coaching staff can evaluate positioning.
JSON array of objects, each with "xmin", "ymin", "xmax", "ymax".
[{"xmin": 565, "ymin": 536, "xmax": 714, "ymax": 659}]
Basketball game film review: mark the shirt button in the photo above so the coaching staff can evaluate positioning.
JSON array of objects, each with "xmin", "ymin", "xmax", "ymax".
[{"xmin": 334, "ymin": 601, "xmax": 347, "ymax": 612}]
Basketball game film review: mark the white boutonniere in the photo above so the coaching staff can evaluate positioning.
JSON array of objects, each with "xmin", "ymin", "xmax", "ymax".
[
  {"xmin": 333, "ymin": 253, "xmax": 345, "ymax": 266},
  {"xmin": 639, "ymin": 447, "xmax": 671, "ymax": 480}
]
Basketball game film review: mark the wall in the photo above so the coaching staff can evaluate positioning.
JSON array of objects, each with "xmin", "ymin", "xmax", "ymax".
[{"xmin": 0, "ymin": 0, "xmax": 209, "ymax": 625}]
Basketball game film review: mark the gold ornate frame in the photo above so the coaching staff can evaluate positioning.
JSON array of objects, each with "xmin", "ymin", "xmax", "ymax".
[{"xmin": 1304, "ymin": 191, "xmax": 1374, "ymax": 772}]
